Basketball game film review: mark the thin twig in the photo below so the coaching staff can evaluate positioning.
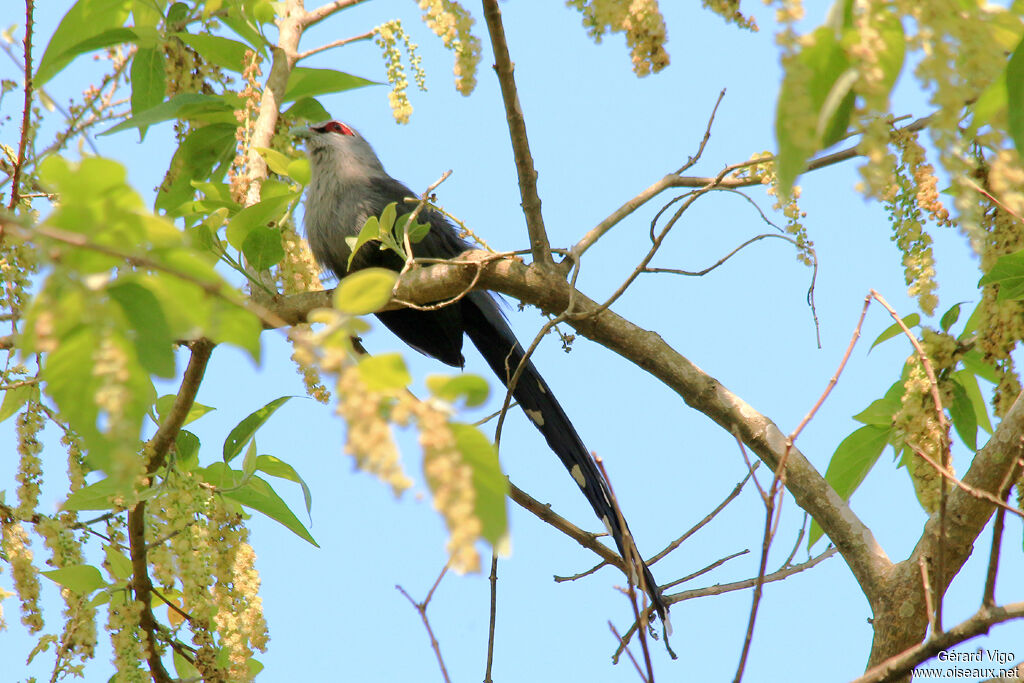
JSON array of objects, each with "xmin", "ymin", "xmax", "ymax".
[
  {"xmin": 614, "ymin": 547, "xmax": 838, "ymax": 662},
  {"xmin": 918, "ymin": 556, "xmax": 937, "ymax": 635},
  {"xmin": 595, "ymin": 456, "xmax": 655, "ymax": 682},
  {"xmin": 484, "ymin": 552, "xmax": 499, "ymax": 683},
  {"xmin": 658, "ymin": 549, "xmax": 749, "ymax": 591},
  {"xmin": 297, "ymin": 30, "xmax": 374, "ymax": 60},
  {"xmin": 788, "ymin": 293, "xmax": 872, "ymax": 446},
  {"xmin": 610, "ymin": 622, "xmax": 650, "ymax": 683},
  {"xmin": 6, "ymin": 0, "xmax": 34, "ymax": 215},
  {"xmin": 982, "ymin": 505, "xmax": 1007, "ymax": 607},
  {"xmin": 396, "ymin": 564, "xmax": 452, "ymax": 683},
  {"xmin": 648, "ymin": 465, "xmax": 757, "ymax": 564},
  {"xmin": 573, "ymin": 90, "xmax": 726, "ymax": 258}
]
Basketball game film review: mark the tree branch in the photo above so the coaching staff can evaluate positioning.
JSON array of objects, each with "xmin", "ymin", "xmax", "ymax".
[
  {"xmin": 128, "ymin": 340, "xmax": 214, "ymax": 683},
  {"xmin": 267, "ymin": 252, "xmax": 890, "ymax": 602},
  {"xmin": 6, "ymin": 0, "xmax": 34, "ymax": 215},
  {"xmin": 852, "ymin": 602, "xmax": 1024, "ymax": 683},
  {"xmin": 481, "ymin": 0, "xmax": 551, "ymax": 267}
]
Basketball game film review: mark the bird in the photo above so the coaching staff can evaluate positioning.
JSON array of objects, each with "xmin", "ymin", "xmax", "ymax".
[{"xmin": 294, "ymin": 119, "xmax": 668, "ymax": 626}]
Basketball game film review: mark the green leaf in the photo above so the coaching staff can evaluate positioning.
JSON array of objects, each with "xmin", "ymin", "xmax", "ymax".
[
  {"xmin": 255, "ymin": 455, "xmax": 313, "ymax": 520},
  {"xmin": 334, "ymin": 268, "xmax": 397, "ymax": 315},
  {"xmin": 960, "ymin": 350, "xmax": 1001, "ymax": 385},
  {"xmin": 776, "ymin": 26, "xmax": 850, "ymax": 196},
  {"xmin": 426, "ymin": 374, "xmax": 490, "ymax": 408},
  {"xmin": 810, "ymin": 425, "xmax": 889, "ymax": 547},
  {"xmin": 0, "ymin": 383, "xmax": 37, "ymax": 423},
  {"xmin": 102, "ymin": 93, "xmax": 238, "ymax": 136},
  {"xmin": 225, "ymin": 192, "xmax": 297, "ymax": 251},
  {"xmin": 107, "ymin": 280, "xmax": 176, "ymax": 378},
  {"xmin": 35, "ymin": 0, "xmax": 132, "ymax": 86},
  {"xmin": 346, "ymin": 215, "xmax": 383, "ymax": 270},
  {"xmin": 62, "ymin": 476, "xmax": 138, "ymax": 511},
  {"xmin": 104, "ymin": 545, "xmax": 134, "ymax": 580},
  {"xmin": 155, "ymin": 395, "xmax": 215, "ymax": 426},
  {"xmin": 44, "ymin": 326, "xmax": 107, "ymax": 463},
  {"xmin": 131, "ymin": 0, "xmax": 162, "ymax": 29},
  {"xmin": 175, "ymin": 429, "xmax": 200, "ymax": 470},
  {"xmin": 220, "ymin": 4, "xmax": 270, "ymax": 54},
  {"xmin": 939, "ymin": 302, "xmax": 962, "ymax": 332},
  {"xmin": 948, "ymin": 377, "xmax": 978, "ymax": 451},
  {"xmin": 254, "ymin": 147, "xmax": 293, "ymax": 176},
  {"xmin": 223, "ymin": 396, "xmax": 291, "ymax": 463},
  {"xmin": 952, "ymin": 370, "xmax": 993, "ymax": 436},
  {"xmin": 41, "ymin": 565, "xmax": 106, "ymax": 595},
  {"xmin": 283, "ymin": 97, "xmax": 332, "ymax": 123},
  {"xmin": 851, "ymin": 397, "xmax": 899, "ymax": 426},
  {"xmin": 174, "ymin": 650, "xmax": 202, "ymax": 681},
  {"xmin": 242, "ymin": 224, "xmax": 285, "ymax": 271},
  {"xmin": 287, "ymin": 158, "xmax": 311, "ymax": 186},
  {"xmin": 282, "ymin": 67, "xmax": 376, "ymax": 102},
  {"xmin": 166, "ymin": 2, "xmax": 188, "ymax": 28},
  {"xmin": 241, "ymin": 439, "xmax": 259, "ymax": 480},
  {"xmin": 1008, "ymin": 34, "xmax": 1024, "ymax": 157},
  {"xmin": 202, "ymin": 464, "xmax": 318, "ymax": 546},
  {"xmin": 129, "ymin": 46, "xmax": 166, "ymax": 140},
  {"xmin": 175, "ymin": 33, "xmax": 251, "ymax": 72},
  {"xmin": 156, "ymin": 124, "xmax": 238, "ymax": 214},
  {"xmin": 450, "ymin": 424, "xmax": 508, "ymax": 546},
  {"xmin": 357, "ymin": 353, "xmax": 411, "ymax": 391},
  {"xmin": 208, "ymin": 300, "xmax": 262, "ymax": 363},
  {"xmin": 818, "ymin": 68, "xmax": 857, "ymax": 148},
  {"xmin": 960, "ymin": 300, "xmax": 984, "ymax": 339},
  {"xmin": 979, "ymin": 248, "xmax": 1024, "ymax": 300},
  {"xmin": 870, "ymin": 313, "xmax": 920, "ymax": 350}
]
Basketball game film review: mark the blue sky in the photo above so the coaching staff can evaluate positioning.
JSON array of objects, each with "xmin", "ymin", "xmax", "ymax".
[{"xmin": 3, "ymin": 2, "xmax": 1023, "ymax": 681}]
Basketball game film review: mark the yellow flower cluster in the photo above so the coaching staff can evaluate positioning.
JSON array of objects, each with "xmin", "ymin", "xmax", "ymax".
[
  {"xmin": 336, "ymin": 363, "xmax": 414, "ymax": 495},
  {"xmin": 701, "ymin": 0, "xmax": 758, "ymax": 31},
  {"xmin": 93, "ymin": 332, "xmax": 131, "ymax": 435},
  {"xmin": 417, "ymin": 0, "xmax": 482, "ymax": 94},
  {"xmin": 568, "ymin": 0, "xmax": 670, "ymax": 76},
  {"xmin": 414, "ymin": 401, "xmax": 482, "ymax": 573},
  {"xmin": 972, "ymin": 151, "xmax": 1024, "ymax": 417},
  {"xmin": 229, "ymin": 49, "xmax": 265, "ymax": 204},
  {"xmin": 893, "ymin": 359, "xmax": 950, "ymax": 513},
  {"xmin": 288, "ymin": 326, "xmax": 331, "ymax": 405},
  {"xmin": 733, "ymin": 152, "xmax": 815, "ymax": 266},
  {"xmin": 39, "ymin": 514, "xmax": 97, "ymax": 664},
  {"xmin": 1, "ymin": 520, "xmax": 43, "ymax": 632},
  {"xmin": 210, "ymin": 513, "xmax": 269, "ymax": 680},
  {"xmin": 375, "ymin": 20, "xmax": 427, "ymax": 124},
  {"xmin": 15, "ymin": 401, "xmax": 44, "ymax": 518},
  {"xmin": 989, "ymin": 148, "xmax": 1024, "ymax": 222},
  {"xmin": 106, "ymin": 596, "xmax": 146, "ymax": 682}
]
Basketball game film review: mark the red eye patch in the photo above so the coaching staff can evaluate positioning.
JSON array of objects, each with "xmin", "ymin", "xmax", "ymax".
[{"xmin": 320, "ymin": 121, "xmax": 354, "ymax": 136}]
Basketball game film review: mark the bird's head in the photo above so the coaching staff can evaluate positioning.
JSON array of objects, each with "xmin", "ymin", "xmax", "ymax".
[{"xmin": 291, "ymin": 120, "xmax": 386, "ymax": 176}]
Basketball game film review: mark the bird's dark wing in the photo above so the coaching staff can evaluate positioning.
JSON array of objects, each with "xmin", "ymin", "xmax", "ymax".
[{"xmin": 361, "ymin": 175, "xmax": 668, "ymax": 621}]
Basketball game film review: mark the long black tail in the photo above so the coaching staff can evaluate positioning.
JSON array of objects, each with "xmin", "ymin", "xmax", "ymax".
[{"xmin": 461, "ymin": 292, "xmax": 668, "ymax": 624}]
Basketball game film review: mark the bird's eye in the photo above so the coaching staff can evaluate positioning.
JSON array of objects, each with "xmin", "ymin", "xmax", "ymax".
[{"xmin": 321, "ymin": 121, "xmax": 354, "ymax": 136}]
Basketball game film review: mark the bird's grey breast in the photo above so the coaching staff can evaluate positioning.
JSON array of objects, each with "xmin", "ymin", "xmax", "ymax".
[{"xmin": 304, "ymin": 169, "xmax": 377, "ymax": 278}]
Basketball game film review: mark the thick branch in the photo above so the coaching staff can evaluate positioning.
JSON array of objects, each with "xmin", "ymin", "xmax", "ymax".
[
  {"xmin": 269, "ymin": 253, "xmax": 891, "ymax": 600},
  {"xmin": 853, "ymin": 602, "xmax": 1024, "ymax": 683},
  {"xmin": 868, "ymin": 395, "xmax": 1024, "ymax": 667}
]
